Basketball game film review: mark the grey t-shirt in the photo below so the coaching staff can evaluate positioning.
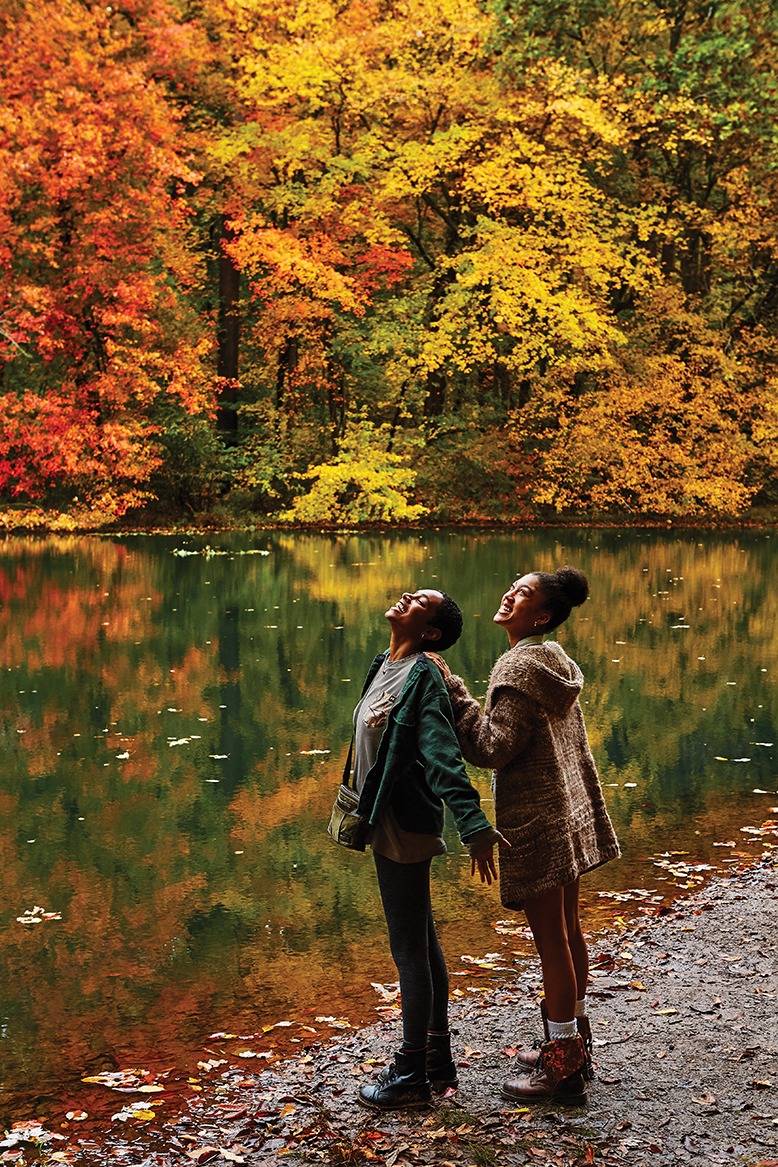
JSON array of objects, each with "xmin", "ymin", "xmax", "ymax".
[
  {"xmin": 353, "ymin": 652, "xmax": 446, "ymax": 863},
  {"xmin": 353, "ymin": 653, "xmax": 419, "ymax": 792}
]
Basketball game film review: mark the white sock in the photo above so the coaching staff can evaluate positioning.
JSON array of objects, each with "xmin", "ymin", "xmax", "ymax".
[
  {"xmin": 575, "ymin": 997, "xmax": 587, "ymax": 1018},
  {"xmin": 547, "ymin": 1018, "xmax": 577, "ymax": 1040}
]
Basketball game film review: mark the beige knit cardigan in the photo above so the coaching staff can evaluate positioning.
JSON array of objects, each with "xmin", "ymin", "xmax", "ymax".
[{"xmin": 445, "ymin": 641, "xmax": 620, "ymax": 908}]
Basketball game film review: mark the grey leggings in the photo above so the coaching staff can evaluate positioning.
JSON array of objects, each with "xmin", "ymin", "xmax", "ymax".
[{"xmin": 373, "ymin": 851, "xmax": 449, "ymax": 1049}]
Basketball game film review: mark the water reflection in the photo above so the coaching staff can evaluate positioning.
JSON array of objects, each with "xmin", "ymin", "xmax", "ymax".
[{"xmin": 0, "ymin": 529, "xmax": 775, "ymax": 1126}]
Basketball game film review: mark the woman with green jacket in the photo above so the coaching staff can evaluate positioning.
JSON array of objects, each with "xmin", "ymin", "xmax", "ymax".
[{"xmin": 353, "ymin": 588, "xmax": 502, "ymax": 1111}]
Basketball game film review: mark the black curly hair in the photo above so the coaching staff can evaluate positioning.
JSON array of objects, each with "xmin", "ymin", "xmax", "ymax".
[
  {"xmin": 427, "ymin": 592, "xmax": 463, "ymax": 651},
  {"xmin": 534, "ymin": 567, "xmax": 589, "ymax": 632}
]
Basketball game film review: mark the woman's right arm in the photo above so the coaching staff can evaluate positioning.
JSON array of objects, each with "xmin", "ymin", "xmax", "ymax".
[{"xmin": 445, "ymin": 674, "xmax": 537, "ymax": 769}]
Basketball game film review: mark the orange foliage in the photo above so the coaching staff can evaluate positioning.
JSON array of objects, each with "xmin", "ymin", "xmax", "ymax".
[{"xmin": 0, "ymin": 0, "xmax": 215, "ymax": 516}]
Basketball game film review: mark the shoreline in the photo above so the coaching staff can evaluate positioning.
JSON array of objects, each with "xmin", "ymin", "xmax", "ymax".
[
  {"xmin": 2, "ymin": 513, "xmax": 778, "ymax": 538},
  {"xmin": 5, "ymin": 850, "xmax": 776, "ymax": 1167}
]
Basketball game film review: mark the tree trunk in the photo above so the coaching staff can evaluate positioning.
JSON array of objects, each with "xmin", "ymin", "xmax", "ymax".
[
  {"xmin": 217, "ymin": 215, "xmax": 240, "ymax": 437},
  {"xmin": 276, "ymin": 335, "xmax": 298, "ymax": 411}
]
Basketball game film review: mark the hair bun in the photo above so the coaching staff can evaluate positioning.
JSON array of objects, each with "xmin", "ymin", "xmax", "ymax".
[{"xmin": 555, "ymin": 566, "xmax": 589, "ymax": 607}]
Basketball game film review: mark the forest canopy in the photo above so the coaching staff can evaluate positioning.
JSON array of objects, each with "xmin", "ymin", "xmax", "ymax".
[{"xmin": 1, "ymin": 0, "xmax": 777, "ymax": 528}]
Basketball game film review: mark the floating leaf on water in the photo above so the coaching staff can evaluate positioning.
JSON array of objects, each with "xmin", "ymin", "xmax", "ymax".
[
  {"xmin": 17, "ymin": 905, "xmax": 61, "ymax": 925},
  {"xmin": 111, "ymin": 1103, "xmax": 158, "ymax": 1122},
  {"xmin": 371, "ymin": 982, "xmax": 400, "ymax": 1002},
  {"xmin": 299, "ymin": 749, "xmax": 331, "ymax": 756},
  {"xmin": 492, "ymin": 919, "xmax": 526, "ymax": 936},
  {"xmin": 81, "ymin": 1069, "xmax": 163, "ymax": 1092},
  {"xmin": 598, "ymin": 887, "xmax": 658, "ymax": 901},
  {"xmin": 315, "ymin": 1015, "xmax": 352, "ymax": 1029},
  {"xmin": 0, "ymin": 1122, "xmax": 56, "ymax": 1148}
]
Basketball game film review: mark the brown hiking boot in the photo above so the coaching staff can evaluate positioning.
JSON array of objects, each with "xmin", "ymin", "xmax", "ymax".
[
  {"xmin": 578, "ymin": 1014, "xmax": 594, "ymax": 1080},
  {"xmin": 516, "ymin": 1011, "xmax": 594, "ymax": 1080},
  {"xmin": 501, "ymin": 1034, "xmax": 587, "ymax": 1106},
  {"xmin": 515, "ymin": 999, "xmax": 549, "ymax": 1069}
]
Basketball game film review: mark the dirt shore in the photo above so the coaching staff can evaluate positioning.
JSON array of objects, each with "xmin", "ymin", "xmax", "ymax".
[{"xmin": 4, "ymin": 854, "xmax": 777, "ymax": 1167}]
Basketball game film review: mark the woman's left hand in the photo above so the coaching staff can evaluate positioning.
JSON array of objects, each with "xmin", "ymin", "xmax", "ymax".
[
  {"xmin": 425, "ymin": 651, "xmax": 451, "ymax": 678},
  {"xmin": 470, "ymin": 845, "xmax": 498, "ymax": 885}
]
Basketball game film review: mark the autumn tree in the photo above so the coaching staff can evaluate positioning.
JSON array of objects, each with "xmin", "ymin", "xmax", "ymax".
[
  {"xmin": 2, "ymin": 0, "xmax": 778, "ymax": 525},
  {"xmin": 209, "ymin": 0, "xmax": 640, "ymax": 520},
  {"xmin": 488, "ymin": 0, "xmax": 778, "ymax": 516},
  {"xmin": 0, "ymin": 0, "xmax": 216, "ymax": 524}
]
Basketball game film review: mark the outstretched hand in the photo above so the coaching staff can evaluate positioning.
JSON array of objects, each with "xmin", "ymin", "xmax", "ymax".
[
  {"xmin": 425, "ymin": 651, "xmax": 451, "ymax": 678},
  {"xmin": 471, "ymin": 845, "xmax": 498, "ymax": 885},
  {"xmin": 470, "ymin": 832, "xmax": 511, "ymax": 885}
]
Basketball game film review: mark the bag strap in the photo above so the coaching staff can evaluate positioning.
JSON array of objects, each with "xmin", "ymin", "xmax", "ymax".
[{"xmin": 341, "ymin": 739, "xmax": 355, "ymax": 788}]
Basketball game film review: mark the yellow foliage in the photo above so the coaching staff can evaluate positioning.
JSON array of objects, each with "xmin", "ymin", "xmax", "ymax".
[
  {"xmin": 532, "ymin": 286, "xmax": 759, "ymax": 517},
  {"xmin": 278, "ymin": 423, "xmax": 427, "ymax": 524}
]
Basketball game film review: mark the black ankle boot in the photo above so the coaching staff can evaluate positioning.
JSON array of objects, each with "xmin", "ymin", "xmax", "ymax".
[
  {"xmin": 358, "ymin": 1048, "xmax": 432, "ymax": 1110},
  {"xmin": 427, "ymin": 1031, "xmax": 458, "ymax": 1094}
]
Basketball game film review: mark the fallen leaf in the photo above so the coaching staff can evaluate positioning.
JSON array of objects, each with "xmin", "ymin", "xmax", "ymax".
[
  {"xmin": 184, "ymin": 1148, "xmax": 219, "ymax": 1164},
  {"xmin": 16, "ymin": 905, "xmax": 62, "ymax": 925},
  {"xmin": 81, "ymin": 1069, "xmax": 163, "ymax": 1092},
  {"xmin": 111, "ymin": 1100, "xmax": 162, "ymax": 1122},
  {"xmin": 371, "ymin": 983, "xmax": 400, "ymax": 1002}
]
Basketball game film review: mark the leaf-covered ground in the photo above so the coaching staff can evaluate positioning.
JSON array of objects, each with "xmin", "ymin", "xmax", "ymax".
[{"xmin": 4, "ymin": 855, "xmax": 776, "ymax": 1167}]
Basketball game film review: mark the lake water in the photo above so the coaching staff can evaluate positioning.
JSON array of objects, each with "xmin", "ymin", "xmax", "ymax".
[{"xmin": 1, "ymin": 528, "xmax": 776, "ymax": 1129}]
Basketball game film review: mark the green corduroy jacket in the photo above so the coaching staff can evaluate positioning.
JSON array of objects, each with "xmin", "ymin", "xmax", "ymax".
[{"xmin": 355, "ymin": 651, "xmax": 493, "ymax": 843}]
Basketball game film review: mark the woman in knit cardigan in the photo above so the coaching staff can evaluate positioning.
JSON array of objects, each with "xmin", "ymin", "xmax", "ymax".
[{"xmin": 430, "ymin": 566, "xmax": 620, "ymax": 1105}]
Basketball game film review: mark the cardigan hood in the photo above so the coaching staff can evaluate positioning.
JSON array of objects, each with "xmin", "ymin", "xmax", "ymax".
[{"xmin": 498, "ymin": 642, "xmax": 583, "ymax": 716}]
